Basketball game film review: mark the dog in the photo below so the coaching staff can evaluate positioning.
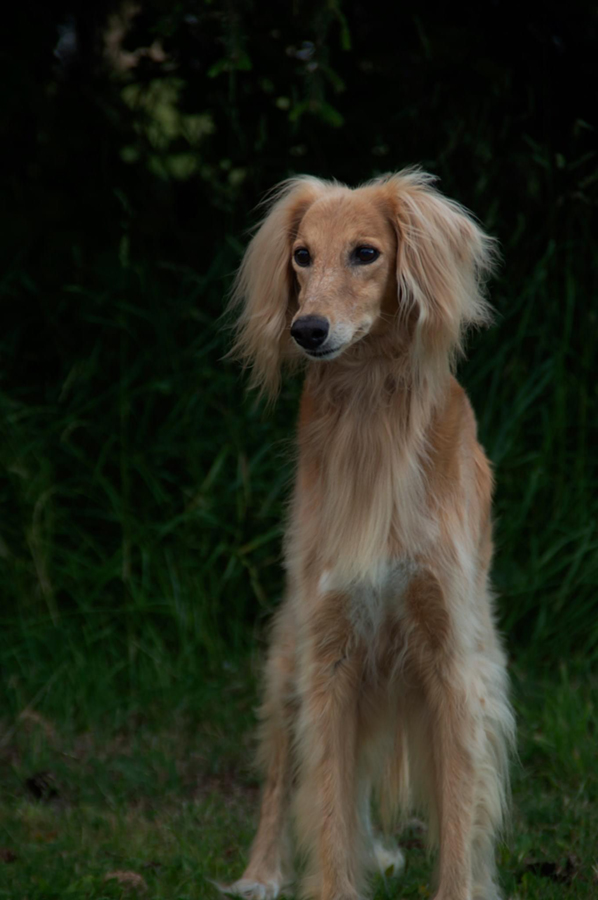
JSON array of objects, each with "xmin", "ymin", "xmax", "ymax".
[{"xmin": 222, "ymin": 169, "xmax": 515, "ymax": 900}]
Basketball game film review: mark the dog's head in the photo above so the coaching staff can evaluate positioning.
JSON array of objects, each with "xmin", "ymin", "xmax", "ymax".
[{"xmin": 230, "ymin": 169, "xmax": 496, "ymax": 398}]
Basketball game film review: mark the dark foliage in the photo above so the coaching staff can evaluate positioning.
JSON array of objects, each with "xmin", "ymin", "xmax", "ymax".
[{"xmin": 0, "ymin": 2, "xmax": 597, "ymax": 718}]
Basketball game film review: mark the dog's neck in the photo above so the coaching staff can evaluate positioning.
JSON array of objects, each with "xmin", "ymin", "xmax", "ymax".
[
  {"xmin": 304, "ymin": 333, "xmax": 452, "ymax": 428},
  {"xmin": 294, "ymin": 342, "xmax": 455, "ymax": 582}
]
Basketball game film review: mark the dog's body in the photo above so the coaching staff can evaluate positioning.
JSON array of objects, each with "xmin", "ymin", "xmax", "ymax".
[{"xmin": 223, "ymin": 170, "xmax": 514, "ymax": 900}]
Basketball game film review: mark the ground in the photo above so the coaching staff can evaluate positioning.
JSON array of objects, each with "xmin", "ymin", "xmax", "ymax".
[{"xmin": 0, "ymin": 661, "xmax": 596, "ymax": 900}]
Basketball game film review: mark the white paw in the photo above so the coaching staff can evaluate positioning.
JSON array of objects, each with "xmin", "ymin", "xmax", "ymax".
[
  {"xmin": 214, "ymin": 878, "xmax": 282, "ymax": 900},
  {"xmin": 373, "ymin": 842, "xmax": 405, "ymax": 878}
]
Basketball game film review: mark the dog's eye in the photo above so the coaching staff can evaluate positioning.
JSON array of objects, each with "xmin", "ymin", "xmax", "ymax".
[
  {"xmin": 353, "ymin": 246, "xmax": 379, "ymax": 264},
  {"xmin": 294, "ymin": 247, "xmax": 311, "ymax": 267}
]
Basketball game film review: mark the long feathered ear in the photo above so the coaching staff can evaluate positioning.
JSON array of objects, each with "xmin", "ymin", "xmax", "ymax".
[
  {"xmin": 384, "ymin": 168, "xmax": 497, "ymax": 375},
  {"xmin": 229, "ymin": 176, "xmax": 325, "ymax": 401}
]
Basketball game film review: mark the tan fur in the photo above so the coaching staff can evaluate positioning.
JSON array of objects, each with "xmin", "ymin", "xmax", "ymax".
[{"xmin": 222, "ymin": 169, "xmax": 514, "ymax": 900}]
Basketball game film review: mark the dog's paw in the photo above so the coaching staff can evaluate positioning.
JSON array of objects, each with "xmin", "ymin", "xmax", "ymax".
[
  {"xmin": 372, "ymin": 842, "xmax": 405, "ymax": 878},
  {"xmin": 214, "ymin": 877, "xmax": 282, "ymax": 900}
]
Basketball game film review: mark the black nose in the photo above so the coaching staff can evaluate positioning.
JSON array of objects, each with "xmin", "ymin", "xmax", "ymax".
[{"xmin": 290, "ymin": 315, "xmax": 330, "ymax": 350}]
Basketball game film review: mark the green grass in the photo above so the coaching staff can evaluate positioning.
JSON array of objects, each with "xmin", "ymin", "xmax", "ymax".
[
  {"xmin": 1, "ymin": 164, "xmax": 596, "ymax": 900},
  {"xmin": 1, "ymin": 242, "xmax": 597, "ymax": 734},
  {"xmin": 0, "ymin": 661, "xmax": 596, "ymax": 899},
  {"xmin": 0, "ymin": 242, "xmax": 596, "ymax": 899}
]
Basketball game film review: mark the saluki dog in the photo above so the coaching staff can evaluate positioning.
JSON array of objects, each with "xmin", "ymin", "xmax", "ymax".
[{"xmin": 221, "ymin": 169, "xmax": 514, "ymax": 900}]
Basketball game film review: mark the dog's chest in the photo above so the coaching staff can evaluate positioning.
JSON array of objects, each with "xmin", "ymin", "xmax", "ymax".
[
  {"xmin": 294, "ymin": 388, "xmax": 438, "ymax": 584},
  {"xmin": 318, "ymin": 559, "xmax": 418, "ymax": 638}
]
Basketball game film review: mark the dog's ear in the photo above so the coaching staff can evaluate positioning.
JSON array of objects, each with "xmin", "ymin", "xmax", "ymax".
[
  {"xmin": 229, "ymin": 177, "xmax": 324, "ymax": 400},
  {"xmin": 386, "ymin": 169, "xmax": 497, "ymax": 371}
]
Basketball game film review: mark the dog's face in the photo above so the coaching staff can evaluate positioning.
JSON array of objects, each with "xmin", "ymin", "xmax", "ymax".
[
  {"xmin": 290, "ymin": 190, "xmax": 397, "ymax": 360},
  {"xmin": 231, "ymin": 171, "xmax": 494, "ymax": 397}
]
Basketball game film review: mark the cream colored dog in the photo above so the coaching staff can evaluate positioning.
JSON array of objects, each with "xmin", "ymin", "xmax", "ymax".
[{"xmin": 222, "ymin": 169, "xmax": 514, "ymax": 900}]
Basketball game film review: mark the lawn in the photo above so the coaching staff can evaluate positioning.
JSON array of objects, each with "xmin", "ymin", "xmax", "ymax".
[{"xmin": 1, "ymin": 659, "xmax": 596, "ymax": 900}]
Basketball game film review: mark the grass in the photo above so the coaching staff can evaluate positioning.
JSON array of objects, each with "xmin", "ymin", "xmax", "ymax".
[
  {"xmin": 0, "ymin": 660, "xmax": 596, "ymax": 899},
  {"xmin": 1, "ymin": 239, "xmax": 597, "ymax": 730},
  {"xmin": 1, "ymin": 215, "xmax": 596, "ymax": 900}
]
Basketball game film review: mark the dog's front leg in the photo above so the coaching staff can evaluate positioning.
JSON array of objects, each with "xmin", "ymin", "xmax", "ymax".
[
  {"xmin": 295, "ymin": 593, "xmax": 365, "ymax": 900},
  {"xmin": 405, "ymin": 572, "xmax": 479, "ymax": 900},
  {"xmin": 219, "ymin": 600, "xmax": 296, "ymax": 900},
  {"xmin": 426, "ymin": 678, "xmax": 477, "ymax": 900}
]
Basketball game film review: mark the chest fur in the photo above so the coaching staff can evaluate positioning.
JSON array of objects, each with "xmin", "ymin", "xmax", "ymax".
[
  {"xmin": 317, "ymin": 559, "xmax": 420, "ymax": 639},
  {"xmin": 288, "ymin": 399, "xmax": 437, "ymax": 583}
]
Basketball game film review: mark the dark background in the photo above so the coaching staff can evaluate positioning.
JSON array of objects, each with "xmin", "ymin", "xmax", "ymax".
[{"xmin": 1, "ymin": 1, "xmax": 597, "ymax": 723}]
